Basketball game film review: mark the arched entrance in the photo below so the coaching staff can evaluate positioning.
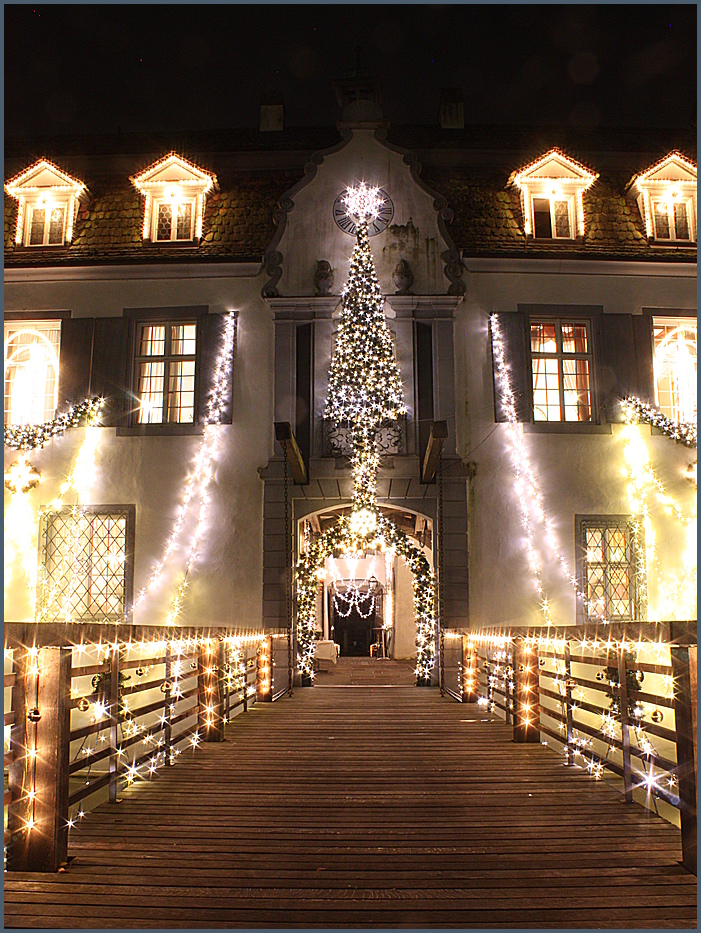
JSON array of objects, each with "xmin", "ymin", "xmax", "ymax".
[{"xmin": 295, "ymin": 505, "xmax": 437, "ymax": 685}]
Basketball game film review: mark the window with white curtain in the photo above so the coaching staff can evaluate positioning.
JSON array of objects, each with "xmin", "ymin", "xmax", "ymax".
[
  {"xmin": 530, "ymin": 318, "xmax": 592, "ymax": 422},
  {"xmin": 652, "ymin": 316, "xmax": 697, "ymax": 424},
  {"xmin": 4, "ymin": 321, "xmax": 61, "ymax": 425}
]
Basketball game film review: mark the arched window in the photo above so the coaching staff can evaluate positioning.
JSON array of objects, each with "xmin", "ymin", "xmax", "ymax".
[
  {"xmin": 3, "ymin": 322, "xmax": 61, "ymax": 425},
  {"xmin": 653, "ymin": 317, "xmax": 697, "ymax": 424}
]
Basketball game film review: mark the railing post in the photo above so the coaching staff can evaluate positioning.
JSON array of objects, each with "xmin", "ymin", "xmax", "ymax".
[
  {"xmin": 618, "ymin": 648, "xmax": 633, "ymax": 803},
  {"xmin": 109, "ymin": 646, "xmax": 120, "ymax": 802},
  {"xmin": 164, "ymin": 642, "xmax": 173, "ymax": 765},
  {"xmin": 439, "ymin": 631, "xmax": 445, "ymax": 697},
  {"xmin": 7, "ymin": 645, "xmax": 71, "ymax": 872},
  {"xmin": 257, "ymin": 636, "xmax": 272, "ymax": 701},
  {"xmin": 563, "ymin": 641, "xmax": 575, "ymax": 767},
  {"xmin": 672, "ymin": 644, "xmax": 697, "ymax": 873},
  {"xmin": 198, "ymin": 641, "xmax": 224, "ymax": 742},
  {"xmin": 461, "ymin": 637, "xmax": 478, "ymax": 702},
  {"xmin": 513, "ymin": 637, "xmax": 539, "ymax": 743}
]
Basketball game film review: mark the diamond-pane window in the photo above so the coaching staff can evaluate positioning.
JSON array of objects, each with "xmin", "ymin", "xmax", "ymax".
[
  {"xmin": 38, "ymin": 507, "xmax": 134, "ymax": 623},
  {"xmin": 530, "ymin": 318, "xmax": 593, "ymax": 422},
  {"xmin": 580, "ymin": 518, "xmax": 644, "ymax": 623},
  {"xmin": 134, "ymin": 320, "xmax": 197, "ymax": 424},
  {"xmin": 153, "ymin": 197, "xmax": 195, "ymax": 241}
]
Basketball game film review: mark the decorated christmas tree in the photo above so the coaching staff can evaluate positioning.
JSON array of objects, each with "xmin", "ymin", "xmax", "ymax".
[{"xmin": 325, "ymin": 183, "xmax": 406, "ymax": 512}]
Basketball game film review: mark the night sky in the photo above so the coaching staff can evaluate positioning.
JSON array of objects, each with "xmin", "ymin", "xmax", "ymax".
[{"xmin": 5, "ymin": 4, "xmax": 697, "ymax": 139}]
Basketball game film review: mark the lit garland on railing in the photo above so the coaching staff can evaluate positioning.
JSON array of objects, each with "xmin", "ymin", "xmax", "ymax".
[
  {"xmin": 4, "ymin": 397, "xmax": 103, "ymax": 451},
  {"xmin": 132, "ymin": 313, "xmax": 236, "ymax": 620},
  {"xmin": 622, "ymin": 397, "xmax": 696, "ymax": 448}
]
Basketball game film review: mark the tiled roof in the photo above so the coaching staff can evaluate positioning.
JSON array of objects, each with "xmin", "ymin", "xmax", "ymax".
[{"xmin": 421, "ymin": 166, "xmax": 696, "ymax": 260}]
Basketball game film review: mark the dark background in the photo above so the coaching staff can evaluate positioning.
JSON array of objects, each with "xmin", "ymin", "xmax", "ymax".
[{"xmin": 5, "ymin": 3, "xmax": 697, "ymax": 137}]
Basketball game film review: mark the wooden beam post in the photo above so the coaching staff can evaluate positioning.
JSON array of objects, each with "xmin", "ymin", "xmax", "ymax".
[
  {"xmin": 421, "ymin": 420, "xmax": 448, "ymax": 484},
  {"xmin": 7, "ymin": 646, "xmax": 71, "ymax": 872},
  {"xmin": 618, "ymin": 648, "xmax": 633, "ymax": 804},
  {"xmin": 461, "ymin": 637, "xmax": 478, "ymax": 702},
  {"xmin": 274, "ymin": 422, "xmax": 308, "ymax": 485},
  {"xmin": 257, "ymin": 636, "xmax": 273, "ymax": 701},
  {"xmin": 513, "ymin": 638, "xmax": 540, "ymax": 743},
  {"xmin": 672, "ymin": 645, "xmax": 697, "ymax": 873},
  {"xmin": 198, "ymin": 642, "xmax": 224, "ymax": 742}
]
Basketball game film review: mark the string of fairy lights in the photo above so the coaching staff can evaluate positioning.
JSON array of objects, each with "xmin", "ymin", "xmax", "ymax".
[{"xmin": 295, "ymin": 182, "xmax": 437, "ymax": 684}]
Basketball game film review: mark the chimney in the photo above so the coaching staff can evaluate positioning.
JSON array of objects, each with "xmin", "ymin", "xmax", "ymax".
[
  {"xmin": 260, "ymin": 95, "xmax": 284, "ymax": 132},
  {"xmin": 439, "ymin": 88, "xmax": 465, "ymax": 130}
]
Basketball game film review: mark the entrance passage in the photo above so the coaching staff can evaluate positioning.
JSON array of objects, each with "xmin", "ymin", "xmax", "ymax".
[
  {"xmin": 332, "ymin": 601, "xmax": 375, "ymax": 656},
  {"xmin": 315, "ymin": 657, "xmax": 416, "ymax": 687}
]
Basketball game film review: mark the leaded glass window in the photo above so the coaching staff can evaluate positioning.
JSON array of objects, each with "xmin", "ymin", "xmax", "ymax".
[{"xmin": 580, "ymin": 518, "xmax": 645, "ymax": 623}]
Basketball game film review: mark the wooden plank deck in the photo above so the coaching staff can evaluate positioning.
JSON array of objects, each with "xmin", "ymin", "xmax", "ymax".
[{"xmin": 4, "ymin": 662, "xmax": 696, "ymax": 928}]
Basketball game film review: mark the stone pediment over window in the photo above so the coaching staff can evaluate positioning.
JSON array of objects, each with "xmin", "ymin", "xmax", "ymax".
[
  {"xmin": 510, "ymin": 149, "xmax": 598, "ymax": 240},
  {"xmin": 5, "ymin": 159, "xmax": 86, "ymax": 247},
  {"xmin": 131, "ymin": 153, "xmax": 217, "ymax": 244},
  {"xmin": 633, "ymin": 151, "xmax": 697, "ymax": 245}
]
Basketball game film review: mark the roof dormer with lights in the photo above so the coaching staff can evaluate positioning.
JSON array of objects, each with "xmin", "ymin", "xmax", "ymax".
[
  {"xmin": 511, "ymin": 149, "xmax": 598, "ymax": 241},
  {"xmin": 633, "ymin": 151, "xmax": 697, "ymax": 245},
  {"xmin": 130, "ymin": 153, "xmax": 217, "ymax": 244},
  {"xmin": 5, "ymin": 159, "xmax": 86, "ymax": 247}
]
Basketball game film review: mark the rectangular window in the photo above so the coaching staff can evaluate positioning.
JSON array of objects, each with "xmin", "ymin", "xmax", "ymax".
[
  {"xmin": 532, "ymin": 196, "xmax": 572, "ymax": 239},
  {"xmin": 530, "ymin": 318, "xmax": 592, "ymax": 422},
  {"xmin": 652, "ymin": 316, "xmax": 697, "ymax": 423},
  {"xmin": 38, "ymin": 506, "xmax": 135, "ymax": 623},
  {"xmin": 27, "ymin": 204, "xmax": 66, "ymax": 246},
  {"xmin": 579, "ymin": 517, "xmax": 644, "ymax": 623},
  {"xmin": 4, "ymin": 321, "xmax": 61, "ymax": 425},
  {"xmin": 135, "ymin": 321, "xmax": 197, "ymax": 424},
  {"xmin": 154, "ymin": 198, "xmax": 195, "ymax": 241},
  {"xmin": 652, "ymin": 198, "xmax": 694, "ymax": 242}
]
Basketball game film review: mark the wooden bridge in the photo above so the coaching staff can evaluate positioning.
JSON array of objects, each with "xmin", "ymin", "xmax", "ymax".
[{"xmin": 5, "ymin": 659, "xmax": 696, "ymax": 928}]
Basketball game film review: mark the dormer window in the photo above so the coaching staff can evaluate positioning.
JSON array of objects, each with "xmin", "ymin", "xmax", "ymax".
[
  {"xmin": 131, "ymin": 153, "xmax": 216, "ymax": 244},
  {"xmin": 634, "ymin": 152, "xmax": 697, "ymax": 245},
  {"xmin": 4, "ymin": 159, "xmax": 86, "ymax": 248},
  {"xmin": 512, "ymin": 149, "xmax": 598, "ymax": 240}
]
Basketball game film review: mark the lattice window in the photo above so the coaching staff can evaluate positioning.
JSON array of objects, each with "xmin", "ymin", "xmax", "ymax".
[
  {"xmin": 27, "ymin": 204, "xmax": 66, "ymax": 246},
  {"xmin": 579, "ymin": 518, "xmax": 645, "ymax": 623},
  {"xmin": 135, "ymin": 321, "xmax": 197, "ymax": 424},
  {"xmin": 530, "ymin": 318, "xmax": 592, "ymax": 422},
  {"xmin": 651, "ymin": 197, "xmax": 694, "ymax": 242},
  {"xmin": 4, "ymin": 321, "xmax": 61, "ymax": 425},
  {"xmin": 153, "ymin": 197, "xmax": 195, "ymax": 241},
  {"xmin": 38, "ymin": 507, "xmax": 134, "ymax": 623}
]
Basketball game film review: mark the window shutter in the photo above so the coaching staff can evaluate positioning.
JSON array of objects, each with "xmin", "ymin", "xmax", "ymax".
[
  {"xmin": 90, "ymin": 317, "xmax": 131, "ymax": 426},
  {"xmin": 600, "ymin": 314, "xmax": 654, "ymax": 422},
  {"xmin": 57, "ymin": 317, "xmax": 94, "ymax": 409},
  {"xmin": 492, "ymin": 311, "xmax": 529, "ymax": 422},
  {"xmin": 197, "ymin": 313, "xmax": 234, "ymax": 425}
]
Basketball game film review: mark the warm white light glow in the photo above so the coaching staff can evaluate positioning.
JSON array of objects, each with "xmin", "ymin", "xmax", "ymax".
[{"xmin": 342, "ymin": 182, "xmax": 385, "ymax": 222}]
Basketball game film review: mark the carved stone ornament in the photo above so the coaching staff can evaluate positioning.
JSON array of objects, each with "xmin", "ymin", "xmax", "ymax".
[
  {"xmin": 392, "ymin": 259, "xmax": 414, "ymax": 295},
  {"xmin": 314, "ymin": 260, "xmax": 334, "ymax": 296},
  {"xmin": 323, "ymin": 417, "xmax": 405, "ymax": 458}
]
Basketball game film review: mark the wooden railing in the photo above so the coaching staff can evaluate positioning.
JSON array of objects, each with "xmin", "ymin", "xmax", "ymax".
[
  {"xmin": 440, "ymin": 622, "xmax": 697, "ymax": 873},
  {"xmin": 4, "ymin": 623, "xmax": 291, "ymax": 872}
]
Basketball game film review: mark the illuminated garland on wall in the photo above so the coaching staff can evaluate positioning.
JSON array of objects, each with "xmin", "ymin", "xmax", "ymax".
[
  {"xmin": 622, "ymin": 397, "xmax": 696, "ymax": 448},
  {"xmin": 4, "ymin": 397, "xmax": 102, "ymax": 451}
]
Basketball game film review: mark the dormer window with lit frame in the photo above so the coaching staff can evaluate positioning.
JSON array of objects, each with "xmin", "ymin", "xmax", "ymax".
[
  {"xmin": 131, "ymin": 153, "xmax": 216, "ymax": 244},
  {"xmin": 634, "ymin": 152, "xmax": 697, "ymax": 245},
  {"xmin": 511, "ymin": 149, "xmax": 598, "ymax": 241},
  {"xmin": 4, "ymin": 159, "xmax": 86, "ymax": 248}
]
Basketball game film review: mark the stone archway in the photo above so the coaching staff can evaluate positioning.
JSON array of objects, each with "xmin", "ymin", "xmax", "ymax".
[{"xmin": 296, "ymin": 510, "xmax": 436, "ymax": 685}]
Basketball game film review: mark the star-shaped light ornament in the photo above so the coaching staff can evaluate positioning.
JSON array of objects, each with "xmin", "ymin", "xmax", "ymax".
[
  {"xmin": 4, "ymin": 455, "xmax": 41, "ymax": 494},
  {"xmin": 342, "ymin": 183, "xmax": 385, "ymax": 223}
]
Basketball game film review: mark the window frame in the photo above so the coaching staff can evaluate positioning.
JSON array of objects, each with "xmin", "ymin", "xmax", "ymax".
[
  {"xmin": 25, "ymin": 202, "xmax": 68, "ymax": 247},
  {"xmin": 38, "ymin": 504, "xmax": 136, "ymax": 624},
  {"xmin": 124, "ymin": 306, "xmax": 207, "ymax": 436},
  {"xmin": 650, "ymin": 195, "xmax": 696, "ymax": 243},
  {"xmin": 530, "ymin": 193, "xmax": 575, "ymax": 240},
  {"xmin": 575, "ymin": 515, "xmax": 645, "ymax": 626},
  {"xmin": 528, "ymin": 315, "xmax": 595, "ymax": 424},
  {"xmin": 650, "ymin": 312, "xmax": 697, "ymax": 424},
  {"xmin": 151, "ymin": 195, "xmax": 197, "ymax": 243}
]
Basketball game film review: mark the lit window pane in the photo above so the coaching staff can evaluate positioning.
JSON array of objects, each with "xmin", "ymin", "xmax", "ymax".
[
  {"xmin": 653, "ymin": 202, "xmax": 670, "ymax": 239},
  {"xmin": 673, "ymin": 202, "xmax": 690, "ymax": 240},
  {"xmin": 563, "ymin": 359, "xmax": 591, "ymax": 422},
  {"xmin": 4, "ymin": 322, "xmax": 61, "ymax": 425},
  {"xmin": 531, "ymin": 323, "xmax": 557, "ymax": 353},
  {"xmin": 48, "ymin": 206, "xmax": 65, "ymax": 244},
  {"xmin": 140, "ymin": 325, "xmax": 165, "ymax": 356},
  {"xmin": 29, "ymin": 208, "xmax": 46, "ymax": 245},
  {"xmin": 581, "ymin": 520, "xmax": 641, "ymax": 622},
  {"xmin": 532, "ymin": 198, "xmax": 552, "ymax": 238},
  {"xmin": 553, "ymin": 200, "xmax": 570, "ymax": 238},
  {"xmin": 166, "ymin": 361, "xmax": 195, "ymax": 423},
  {"xmin": 653, "ymin": 317, "xmax": 697, "ymax": 423},
  {"xmin": 156, "ymin": 203, "xmax": 173, "ymax": 241},
  {"xmin": 137, "ymin": 361, "xmax": 165, "ymax": 423},
  {"xmin": 171, "ymin": 323, "xmax": 197, "ymax": 356},
  {"xmin": 561, "ymin": 323, "xmax": 588, "ymax": 354},
  {"xmin": 175, "ymin": 202, "xmax": 193, "ymax": 240}
]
